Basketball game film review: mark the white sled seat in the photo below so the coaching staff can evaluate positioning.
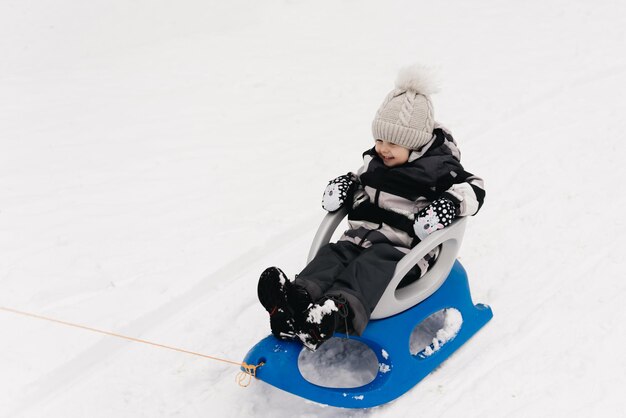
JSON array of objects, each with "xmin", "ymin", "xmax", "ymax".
[{"xmin": 307, "ymin": 208, "xmax": 467, "ymax": 319}]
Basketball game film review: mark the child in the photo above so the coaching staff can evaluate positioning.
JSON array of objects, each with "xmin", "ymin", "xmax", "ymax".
[{"xmin": 257, "ymin": 64, "xmax": 485, "ymax": 351}]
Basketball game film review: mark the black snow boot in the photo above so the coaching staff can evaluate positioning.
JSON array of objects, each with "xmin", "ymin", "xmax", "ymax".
[
  {"xmin": 257, "ymin": 267, "xmax": 311, "ymax": 340},
  {"xmin": 297, "ymin": 295, "xmax": 349, "ymax": 351}
]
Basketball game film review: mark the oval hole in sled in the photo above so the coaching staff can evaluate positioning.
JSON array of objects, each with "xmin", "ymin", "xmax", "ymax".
[
  {"xmin": 409, "ymin": 308, "xmax": 462, "ymax": 357},
  {"xmin": 298, "ymin": 337, "xmax": 379, "ymax": 388}
]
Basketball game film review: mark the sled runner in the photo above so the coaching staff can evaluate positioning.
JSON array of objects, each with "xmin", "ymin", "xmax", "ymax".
[{"xmin": 242, "ymin": 209, "xmax": 492, "ymax": 408}]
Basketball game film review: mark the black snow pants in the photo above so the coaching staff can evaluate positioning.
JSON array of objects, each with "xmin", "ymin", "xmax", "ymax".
[{"xmin": 294, "ymin": 241, "xmax": 406, "ymax": 336}]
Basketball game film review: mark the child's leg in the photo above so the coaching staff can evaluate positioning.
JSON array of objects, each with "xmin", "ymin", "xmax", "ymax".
[
  {"xmin": 294, "ymin": 242, "xmax": 405, "ymax": 350},
  {"xmin": 294, "ymin": 241, "xmax": 362, "ymax": 302},
  {"xmin": 257, "ymin": 242, "xmax": 359, "ymax": 341},
  {"xmin": 324, "ymin": 243, "xmax": 406, "ymax": 335}
]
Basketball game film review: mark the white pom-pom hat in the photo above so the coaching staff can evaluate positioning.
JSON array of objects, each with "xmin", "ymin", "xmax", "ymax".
[{"xmin": 372, "ymin": 64, "xmax": 440, "ymax": 150}]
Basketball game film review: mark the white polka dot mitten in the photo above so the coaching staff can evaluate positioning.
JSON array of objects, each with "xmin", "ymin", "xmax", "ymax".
[
  {"xmin": 413, "ymin": 197, "xmax": 457, "ymax": 241},
  {"xmin": 321, "ymin": 173, "xmax": 357, "ymax": 212}
]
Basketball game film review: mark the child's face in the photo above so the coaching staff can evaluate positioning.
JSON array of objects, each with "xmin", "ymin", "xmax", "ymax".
[{"xmin": 375, "ymin": 139, "xmax": 410, "ymax": 167}]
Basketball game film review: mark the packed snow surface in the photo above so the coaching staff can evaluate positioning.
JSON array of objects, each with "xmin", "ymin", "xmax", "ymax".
[{"xmin": 1, "ymin": 0, "xmax": 626, "ymax": 417}]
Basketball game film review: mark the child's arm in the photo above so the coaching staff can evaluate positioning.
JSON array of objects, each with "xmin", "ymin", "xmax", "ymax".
[
  {"xmin": 441, "ymin": 173, "xmax": 485, "ymax": 217},
  {"xmin": 413, "ymin": 173, "xmax": 485, "ymax": 240},
  {"xmin": 434, "ymin": 125, "xmax": 486, "ymax": 218},
  {"xmin": 413, "ymin": 197, "xmax": 457, "ymax": 240}
]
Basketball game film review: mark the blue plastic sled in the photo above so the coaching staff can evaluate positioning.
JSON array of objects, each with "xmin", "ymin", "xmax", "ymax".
[{"xmin": 243, "ymin": 211, "xmax": 492, "ymax": 409}]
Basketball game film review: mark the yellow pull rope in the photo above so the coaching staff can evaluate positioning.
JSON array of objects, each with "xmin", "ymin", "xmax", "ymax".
[{"xmin": 0, "ymin": 306, "xmax": 263, "ymax": 387}]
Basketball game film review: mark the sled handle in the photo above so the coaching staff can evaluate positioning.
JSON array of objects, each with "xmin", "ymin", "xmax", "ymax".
[{"xmin": 307, "ymin": 209, "xmax": 467, "ymax": 319}]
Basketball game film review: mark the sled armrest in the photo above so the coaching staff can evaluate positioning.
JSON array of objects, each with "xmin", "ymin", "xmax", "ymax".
[
  {"xmin": 307, "ymin": 208, "xmax": 467, "ymax": 319},
  {"xmin": 371, "ymin": 216, "xmax": 467, "ymax": 319},
  {"xmin": 307, "ymin": 208, "xmax": 349, "ymax": 264}
]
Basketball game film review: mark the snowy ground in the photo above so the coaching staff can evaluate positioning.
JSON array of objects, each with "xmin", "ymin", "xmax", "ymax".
[{"xmin": 1, "ymin": 1, "xmax": 626, "ymax": 417}]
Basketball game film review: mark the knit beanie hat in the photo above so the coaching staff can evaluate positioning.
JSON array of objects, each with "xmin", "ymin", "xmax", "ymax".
[{"xmin": 372, "ymin": 64, "xmax": 440, "ymax": 150}]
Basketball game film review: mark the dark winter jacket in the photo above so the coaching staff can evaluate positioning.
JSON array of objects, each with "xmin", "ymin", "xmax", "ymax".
[{"xmin": 340, "ymin": 126, "xmax": 485, "ymax": 250}]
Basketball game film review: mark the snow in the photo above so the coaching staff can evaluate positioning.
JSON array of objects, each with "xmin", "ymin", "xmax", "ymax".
[
  {"xmin": 298, "ymin": 338, "xmax": 378, "ymax": 388},
  {"xmin": 1, "ymin": 0, "xmax": 626, "ymax": 416},
  {"xmin": 378, "ymin": 363, "xmax": 391, "ymax": 374},
  {"xmin": 277, "ymin": 270, "xmax": 287, "ymax": 287},
  {"xmin": 305, "ymin": 300, "xmax": 338, "ymax": 325},
  {"xmin": 420, "ymin": 309, "xmax": 463, "ymax": 357}
]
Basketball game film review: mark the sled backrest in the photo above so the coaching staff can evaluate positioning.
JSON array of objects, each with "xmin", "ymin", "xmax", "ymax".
[{"xmin": 307, "ymin": 208, "xmax": 467, "ymax": 319}]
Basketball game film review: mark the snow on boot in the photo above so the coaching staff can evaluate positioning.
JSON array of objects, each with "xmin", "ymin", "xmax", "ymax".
[{"xmin": 297, "ymin": 298, "xmax": 339, "ymax": 351}]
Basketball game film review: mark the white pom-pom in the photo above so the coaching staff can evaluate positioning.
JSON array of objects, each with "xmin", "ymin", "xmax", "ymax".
[{"xmin": 395, "ymin": 63, "xmax": 441, "ymax": 95}]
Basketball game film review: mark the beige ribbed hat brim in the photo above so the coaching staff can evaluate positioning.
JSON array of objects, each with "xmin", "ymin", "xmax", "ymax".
[{"xmin": 372, "ymin": 119, "xmax": 433, "ymax": 150}]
